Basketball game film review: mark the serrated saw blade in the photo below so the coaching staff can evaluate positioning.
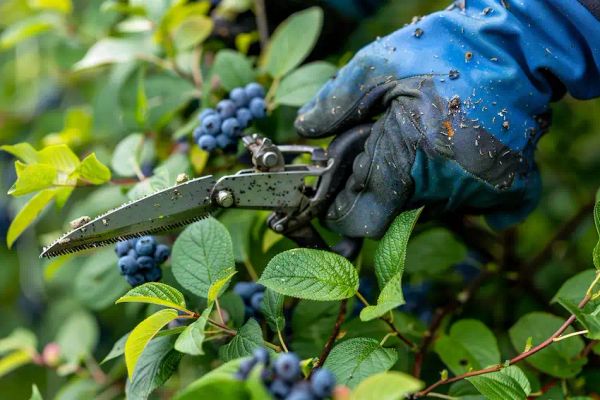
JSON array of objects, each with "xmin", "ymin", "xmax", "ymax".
[{"xmin": 41, "ymin": 175, "xmax": 217, "ymax": 258}]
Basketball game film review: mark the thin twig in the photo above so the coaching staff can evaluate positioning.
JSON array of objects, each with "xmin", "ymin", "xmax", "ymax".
[
  {"xmin": 277, "ymin": 329, "xmax": 289, "ymax": 352},
  {"xmin": 414, "ymin": 291, "xmax": 593, "ymax": 397},
  {"xmin": 312, "ymin": 299, "xmax": 347, "ymax": 370},
  {"xmin": 207, "ymin": 318, "xmax": 236, "ymax": 335},
  {"xmin": 553, "ymin": 329, "xmax": 588, "ymax": 342},
  {"xmin": 382, "ymin": 317, "xmax": 417, "ymax": 350},
  {"xmin": 253, "ymin": 0, "xmax": 269, "ymax": 48},
  {"xmin": 191, "ymin": 46, "xmax": 204, "ymax": 91}
]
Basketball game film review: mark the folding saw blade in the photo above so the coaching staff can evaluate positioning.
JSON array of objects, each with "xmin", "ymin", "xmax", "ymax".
[{"xmin": 40, "ymin": 175, "xmax": 217, "ymax": 258}]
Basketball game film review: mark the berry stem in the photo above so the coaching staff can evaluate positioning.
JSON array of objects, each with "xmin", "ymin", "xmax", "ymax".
[
  {"xmin": 215, "ymin": 298, "xmax": 226, "ymax": 325},
  {"xmin": 207, "ymin": 318, "xmax": 236, "ymax": 336},
  {"xmin": 277, "ymin": 329, "xmax": 289, "ymax": 353},
  {"xmin": 264, "ymin": 341, "xmax": 282, "ymax": 352},
  {"xmin": 355, "ymin": 291, "xmax": 370, "ymax": 307},
  {"xmin": 312, "ymin": 299, "xmax": 348, "ymax": 372}
]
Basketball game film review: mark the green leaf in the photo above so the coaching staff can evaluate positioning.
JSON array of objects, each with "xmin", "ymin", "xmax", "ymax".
[
  {"xmin": 74, "ymin": 36, "xmax": 156, "ymax": 70},
  {"xmin": 56, "ymin": 311, "xmax": 99, "ymax": 365},
  {"xmin": 54, "ymin": 379, "xmax": 99, "ymax": 400},
  {"xmin": 174, "ymin": 358, "xmax": 247, "ymax": 399},
  {"xmin": 552, "ymin": 269, "xmax": 600, "ymax": 307},
  {"xmin": 509, "ymin": 312, "xmax": 586, "ymax": 378},
  {"xmin": 78, "ymin": 153, "xmax": 111, "ymax": 184},
  {"xmin": 7, "ymin": 188, "xmax": 57, "ymax": 247},
  {"xmin": 467, "ymin": 366, "xmax": 531, "ymax": 400},
  {"xmin": 557, "ymin": 297, "xmax": 600, "ymax": 339},
  {"xmin": 0, "ymin": 350, "xmax": 33, "ymax": 378},
  {"xmin": 351, "ymin": 371, "xmax": 423, "ymax": 400},
  {"xmin": 405, "ymin": 227, "xmax": 467, "ymax": 275},
  {"xmin": 174, "ymin": 15, "xmax": 213, "ymax": 50},
  {"xmin": 175, "ymin": 375, "xmax": 248, "ymax": 400},
  {"xmin": 29, "ymin": 0, "xmax": 72, "ymax": 13},
  {"xmin": 101, "ymin": 333, "xmax": 129, "ymax": 364},
  {"xmin": 259, "ymin": 248, "xmax": 359, "ymax": 300},
  {"xmin": 116, "ymin": 282, "xmax": 188, "ymax": 313},
  {"xmin": 127, "ymin": 335, "xmax": 182, "ymax": 400},
  {"xmin": 75, "ymin": 248, "xmax": 130, "ymax": 310},
  {"xmin": 29, "ymin": 384, "xmax": 43, "ymax": 400},
  {"xmin": 111, "ymin": 133, "xmax": 153, "ymax": 177},
  {"xmin": 594, "ymin": 200, "xmax": 600, "ymax": 270},
  {"xmin": 274, "ymin": 61, "xmax": 336, "ymax": 106},
  {"xmin": 172, "ymin": 218, "xmax": 236, "ymax": 298},
  {"xmin": 175, "ymin": 305, "xmax": 213, "ymax": 355},
  {"xmin": 0, "ymin": 143, "xmax": 39, "ymax": 163},
  {"xmin": 9, "ymin": 163, "xmax": 57, "ymax": 196},
  {"xmin": 324, "ymin": 337, "xmax": 398, "ymax": 388},
  {"xmin": 434, "ymin": 319, "xmax": 500, "ymax": 375},
  {"xmin": 360, "ymin": 273, "xmax": 404, "ymax": 321},
  {"xmin": 0, "ymin": 14, "xmax": 59, "ymax": 50},
  {"xmin": 291, "ymin": 300, "xmax": 340, "ymax": 358},
  {"xmin": 208, "ymin": 271, "xmax": 236, "ymax": 303},
  {"xmin": 37, "ymin": 144, "xmax": 80, "ymax": 174},
  {"xmin": 213, "ymin": 49, "xmax": 256, "ymax": 91},
  {"xmin": 127, "ymin": 152, "xmax": 190, "ymax": 200},
  {"xmin": 219, "ymin": 319, "xmax": 264, "ymax": 362},
  {"xmin": 0, "ymin": 328, "xmax": 37, "ymax": 355},
  {"xmin": 125, "ymin": 308, "xmax": 179, "ymax": 378},
  {"xmin": 261, "ymin": 288, "xmax": 285, "ymax": 332},
  {"xmin": 261, "ymin": 7, "xmax": 323, "ymax": 78}
]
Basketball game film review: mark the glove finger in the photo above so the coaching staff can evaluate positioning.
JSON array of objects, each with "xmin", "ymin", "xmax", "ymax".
[{"xmin": 294, "ymin": 43, "xmax": 397, "ymax": 138}]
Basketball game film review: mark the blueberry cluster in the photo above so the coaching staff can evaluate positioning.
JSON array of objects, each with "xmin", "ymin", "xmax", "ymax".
[
  {"xmin": 236, "ymin": 348, "xmax": 336, "ymax": 400},
  {"xmin": 193, "ymin": 83, "xmax": 266, "ymax": 153},
  {"xmin": 115, "ymin": 236, "xmax": 170, "ymax": 287},
  {"xmin": 234, "ymin": 281, "xmax": 265, "ymax": 319},
  {"xmin": 400, "ymin": 282, "xmax": 433, "ymax": 323}
]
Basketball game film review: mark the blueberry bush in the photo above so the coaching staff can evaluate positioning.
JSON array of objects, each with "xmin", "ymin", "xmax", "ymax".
[{"xmin": 1, "ymin": 1, "xmax": 600, "ymax": 399}]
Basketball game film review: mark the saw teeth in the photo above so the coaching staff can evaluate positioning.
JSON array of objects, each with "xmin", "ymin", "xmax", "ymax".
[{"xmin": 41, "ymin": 214, "xmax": 210, "ymax": 258}]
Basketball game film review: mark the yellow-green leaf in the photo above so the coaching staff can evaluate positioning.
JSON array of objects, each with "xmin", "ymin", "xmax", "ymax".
[
  {"xmin": 352, "ymin": 371, "xmax": 423, "ymax": 400},
  {"xmin": 174, "ymin": 15, "xmax": 213, "ymax": 50},
  {"xmin": 0, "ymin": 15, "xmax": 59, "ymax": 50},
  {"xmin": 7, "ymin": 189, "xmax": 57, "ymax": 248},
  {"xmin": 9, "ymin": 163, "xmax": 57, "ymax": 196},
  {"xmin": 174, "ymin": 305, "xmax": 212, "ymax": 355},
  {"xmin": 0, "ymin": 143, "xmax": 38, "ymax": 163},
  {"xmin": 116, "ymin": 282, "xmax": 188, "ymax": 313},
  {"xmin": 207, "ymin": 271, "xmax": 236, "ymax": 303},
  {"xmin": 37, "ymin": 144, "xmax": 80, "ymax": 174},
  {"xmin": 78, "ymin": 153, "xmax": 111, "ymax": 184},
  {"xmin": 125, "ymin": 309, "xmax": 179, "ymax": 378},
  {"xmin": 28, "ymin": 0, "xmax": 72, "ymax": 13},
  {"xmin": 0, "ymin": 350, "xmax": 32, "ymax": 378},
  {"xmin": 29, "ymin": 384, "xmax": 43, "ymax": 400}
]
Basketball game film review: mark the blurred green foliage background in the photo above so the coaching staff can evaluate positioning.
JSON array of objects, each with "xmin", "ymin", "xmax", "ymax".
[{"xmin": 1, "ymin": 0, "xmax": 599, "ymax": 398}]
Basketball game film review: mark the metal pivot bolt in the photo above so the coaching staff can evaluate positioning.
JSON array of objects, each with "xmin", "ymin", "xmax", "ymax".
[
  {"xmin": 262, "ymin": 152, "xmax": 279, "ymax": 168},
  {"xmin": 216, "ymin": 190, "xmax": 234, "ymax": 207}
]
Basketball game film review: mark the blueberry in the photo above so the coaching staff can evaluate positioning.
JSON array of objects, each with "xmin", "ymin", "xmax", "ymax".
[
  {"xmin": 310, "ymin": 368, "xmax": 336, "ymax": 397},
  {"xmin": 198, "ymin": 135, "xmax": 217, "ymax": 152},
  {"xmin": 236, "ymin": 107, "xmax": 253, "ymax": 128},
  {"xmin": 236, "ymin": 357, "xmax": 257, "ymax": 380},
  {"xmin": 198, "ymin": 108, "xmax": 217, "ymax": 121},
  {"xmin": 118, "ymin": 255, "xmax": 139, "ymax": 275},
  {"xmin": 201, "ymin": 114, "xmax": 222, "ymax": 135},
  {"xmin": 221, "ymin": 117, "xmax": 241, "ymax": 137},
  {"xmin": 253, "ymin": 347, "xmax": 270, "ymax": 365},
  {"xmin": 193, "ymin": 126, "xmax": 206, "ymax": 142},
  {"xmin": 287, "ymin": 382, "xmax": 315, "ymax": 400},
  {"xmin": 274, "ymin": 353, "xmax": 301, "ymax": 382},
  {"xmin": 115, "ymin": 241, "xmax": 130, "ymax": 257},
  {"xmin": 234, "ymin": 282, "xmax": 262, "ymax": 301},
  {"xmin": 245, "ymin": 82, "xmax": 265, "ymax": 99},
  {"xmin": 270, "ymin": 379, "xmax": 291, "ymax": 399},
  {"xmin": 215, "ymin": 134, "xmax": 231, "ymax": 149},
  {"xmin": 216, "ymin": 99, "xmax": 236, "ymax": 119},
  {"xmin": 126, "ymin": 273, "xmax": 146, "ymax": 287},
  {"xmin": 127, "ymin": 238, "xmax": 138, "ymax": 248},
  {"xmin": 144, "ymin": 267, "xmax": 162, "ymax": 282},
  {"xmin": 154, "ymin": 244, "xmax": 171, "ymax": 264},
  {"xmin": 135, "ymin": 236, "xmax": 156, "ymax": 256},
  {"xmin": 250, "ymin": 292, "xmax": 264, "ymax": 310},
  {"xmin": 244, "ymin": 305, "xmax": 256, "ymax": 318},
  {"xmin": 249, "ymin": 98, "xmax": 266, "ymax": 118},
  {"xmin": 137, "ymin": 255, "xmax": 156, "ymax": 270},
  {"xmin": 230, "ymin": 87, "xmax": 249, "ymax": 107}
]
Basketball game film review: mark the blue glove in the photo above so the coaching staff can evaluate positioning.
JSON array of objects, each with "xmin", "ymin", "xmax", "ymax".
[{"xmin": 295, "ymin": 0, "xmax": 600, "ymax": 238}]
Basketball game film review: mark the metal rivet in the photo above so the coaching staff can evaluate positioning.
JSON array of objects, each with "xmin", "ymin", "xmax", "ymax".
[{"xmin": 216, "ymin": 190, "xmax": 234, "ymax": 208}]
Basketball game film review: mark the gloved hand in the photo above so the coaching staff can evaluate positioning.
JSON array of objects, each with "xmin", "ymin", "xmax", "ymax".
[{"xmin": 295, "ymin": 0, "xmax": 600, "ymax": 238}]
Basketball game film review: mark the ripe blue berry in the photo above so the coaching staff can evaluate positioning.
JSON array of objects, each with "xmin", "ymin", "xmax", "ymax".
[
  {"xmin": 249, "ymin": 98, "xmax": 266, "ymax": 118},
  {"xmin": 236, "ymin": 107, "xmax": 253, "ymax": 128},
  {"xmin": 270, "ymin": 379, "xmax": 291, "ymax": 398},
  {"xmin": 221, "ymin": 117, "xmax": 241, "ymax": 137},
  {"xmin": 236, "ymin": 357, "xmax": 257, "ymax": 380},
  {"xmin": 234, "ymin": 282, "xmax": 263, "ymax": 301},
  {"xmin": 198, "ymin": 108, "xmax": 217, "ymax": 121},
  {"xmin": 216, "ymin": 134, "xmax": 231, "ymax": 149},
  {"xmin": 118, "ymin": 255, "xmax": 139, "ymax": 275},
  {"xmin": 253, "ymin": 347, "xmax": 270, "ymax": 365},
  {"xmin": 274, "ymin": 353, "xmax": 301, "ymax": 382},
  {"xmin": 193, "ymin": 126, "xmax": 207, "ymax": 142},
  {"xmin": 137, "ymin": 255, "xmax": 156, "ymax": 270},
  {"xmin": 144, "ymin": 267, "xmax": 162, "ymax": 282},
  {"xmin": 287, "ymin": 382, "xmax": 315, "ymax": 400},
  {"xmin": 217, "ymin": 99, "xmax": 236, "ymax": 119},
  {"xmin": 154, "ymin": 244, "xmax": 171, "ymax": 263},
  {"xmin": 230, "ymin": 87, "xmax": 249, "ymax": 107},
  {"xmin": 115, "ymin": 241, "xmax": 130, "ymax": 257},
  {"xmin": 198, "ymin": 135, "xmax": 217, "ymax": 152},
  {"xmin": 245, "ymin": 82, "xmax": 265, "ymax": 99},
  {"xmin": 250, "ymin": 292, "xmax": 264, "ymax": 310},
  {"xmin": 201, "ymin": 114, "xmax": 222, "ymax": 135},
  {"xmin": 126, "ymin": 273, "xmax": 145, "ymax": 287},
  {"xmin": 310, "ymin": 368, "xmax": 336, "ymax": 397},
  {"xmin": 135, "ymin": 236, "xmax": 156, "ymax": 256}
]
